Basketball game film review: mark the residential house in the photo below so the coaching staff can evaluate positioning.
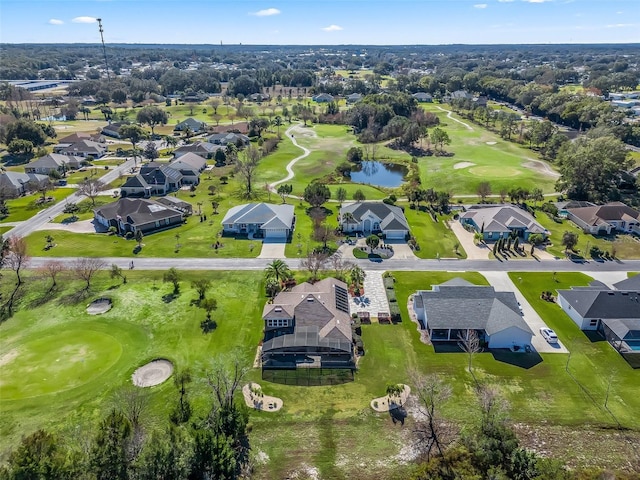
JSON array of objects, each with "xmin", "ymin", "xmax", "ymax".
[
  {"xmin": 565, "ymin": 202, "xmax": 640, "ymax": 235},
  {"xmin": 312, "ymin": 93, "xmax": 334, "ymax": 103},
  {"xmin": 339, "ymin": 202, "xmax": 409, "ymax": 240},
  {"xmin": 261, "ymin": 278, "xmax": 354, "ymax": 371},
  {"xmin": 24, "ymin": 153, "xmax": 83, "ymax": 175},
  {"xmin": 53, "ymin": 140, "xmax": 106, "ymax": 158},
  {"xmin": 346, "ymin": 93, "xmax": 363, "ymax": 103},
  {"xmin": 0, "ymin": 171, "xmax": 51, "ymax": 198},
  {"xmin": 412, "ymin": 92, "xmax": 433, "ymax": 103},
  {"xmin": 173, "ymin": 141, "xmax": 218, "ymax": 159},
  {"xmin": 413, "ymin": 278, "xmax": 533, "ymax": 349},
  {"xmin": 102, "ymin": 122, "xmax": 128, "ymax": 139},
  {"xmin": 119, "ymin": 165, "xmax": 183, "ymax": 198},
  {"xmin": 473, "ymin": 95, "xmax": 488, "ymax": 107},
  {"xmin": 93, "ymin": 198, "xmax": 186, "ymax": 235},
  {"xmin": 174, "ymin": 117, "xmax": 207, "ymax": 134},
  {"xmin": 459, "ymin": 205, "xmax": 549, "ymax": 241},
  {"xmin": 58, "ymin": 132, "xmax": 106, "ymax": 144},
  {"xmin": 221, "ymin": 202, "xmax": 295, "ymax": 239},
  {"xmin": 614, "ymin": 275, "xmax": 640, "ymax": 291},
  {"xmin": 248, "ymin": 93, "xmax": 270, "ymax": 102},
  {"xmin": 557, "ymin": 285, "xmax": 640, "ymax": 357},
  {"xmin": 205, "ymin": 132, "xmax": 250, "ymax": 147},
  {"xmin": 167, "ymin": 152, "xmax": 207, "ymax": 185}
]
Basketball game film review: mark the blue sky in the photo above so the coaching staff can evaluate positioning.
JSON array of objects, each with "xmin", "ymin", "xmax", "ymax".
[{"xmin": 1, "ymin": 0, "xmax": 638, "ymax": 45}]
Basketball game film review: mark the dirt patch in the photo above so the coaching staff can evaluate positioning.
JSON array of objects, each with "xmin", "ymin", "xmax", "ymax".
[
  {"xmin": 243, "ymin": 382, "xmax": 283, "ymax": 412},
  {"xmin": 86, "ymin": 298, "xmax": 112, "ymax": 315},
  {"xmin": 453, "ymin": 161, "xmax": 475, "ymax": 170},
  {"xmin": 0, "ymin": 349, "xmax": 19, "ymax": 367},
  {"xmin": 522, "ymin": 159, "xmax": 560, "ymax": 178},
  {"xmin": 132, "ymin": 359, "xmax": 174, "ymax": 387},
  {"xmin": 371, "ymin": 385, "xmax": 411, "ymax": 412}
]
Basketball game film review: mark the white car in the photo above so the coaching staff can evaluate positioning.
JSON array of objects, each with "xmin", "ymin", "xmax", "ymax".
[{"xmin": 540, "ymin": 327, "xmax": 559, "ymax": 344}]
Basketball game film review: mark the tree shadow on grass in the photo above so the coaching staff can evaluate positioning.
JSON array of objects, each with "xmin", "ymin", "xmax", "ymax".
[
  {"xmin": 200, "ymin": 319, "xmax": 217, "ymax": 333},
  {"xmin": 26, "ymin": 288, "xmax": 57, "ymax": 309},
  {"xmin": 389, "ymin": 405, "xmax": 407, "ymax": 425},
  {"xmin": 58, "ymin": 289, "xmax": 92, "ymax": 306},
  {"xmin": 491, "ymin": 350, "xmax": 543, "ymax": 369},
  {"xmin": 162, "ymin": 292, "xmax": 179, "ymax": 303}
]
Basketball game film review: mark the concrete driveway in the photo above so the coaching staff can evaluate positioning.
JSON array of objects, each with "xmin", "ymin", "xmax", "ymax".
[
  {"xmin": 587, "ymin": 271, "xmax": 629, "ymax": 289},
  {"xmin": 386, "ymin": 240, "xmax": 417, "ymax": 259},
  {"xmin": 448, "ymin": 221, "xmax": 490, "ymax": 260},
  {"xmin": 481, "ymin": 271, "xmax": 568, "ymax": 354},
  {"xmin": 258, "ymin": 241, "xmax": 286, "ymax": 259}
]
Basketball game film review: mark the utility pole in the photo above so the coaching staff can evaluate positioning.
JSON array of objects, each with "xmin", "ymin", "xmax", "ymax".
[{"xmin": 97, "ymin": 18, "xmax": 110, "ymax": 82}]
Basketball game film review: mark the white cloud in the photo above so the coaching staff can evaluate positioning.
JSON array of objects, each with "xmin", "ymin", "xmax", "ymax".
[
  {"xmin": 48, "ymin": 18, "xmax": 64, "ymax": 25},
  {"xmin": 522, "ymin": 0, "xmax": 553, "ymax": 3},
  {"xmin": 606, "ymin": 23, "xmax": 636, "ymax": 28},
  {"xmin": 474, "ymin": 4, "xmax": 488, "ymax": 8},
  {"xmin": 498, "ymin": 0, "xmax": 514, "ymax": 2},
  {"xmin": 322, "ymin": 24, "xmax": 343, "ymax": 32},
  {"xmin": 72, "ymin": 16, "xmax": 97, "ymax": 23},
  {"xmin": 250, "ymin": 8, "xmax": 280, "ymax": 16}
]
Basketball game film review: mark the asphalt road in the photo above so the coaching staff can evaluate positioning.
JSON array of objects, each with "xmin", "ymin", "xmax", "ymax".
[
  {"xmin": 26, "ymin": 256, "xmax": 640, "ymax": 272},
  {"xmin": 5, "ymin": 157, "xmax": 136, "ymax": 239}
]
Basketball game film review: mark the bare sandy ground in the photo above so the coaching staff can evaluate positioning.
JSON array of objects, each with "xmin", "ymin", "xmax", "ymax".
[{"xmin": 132, "ymin": 359, "xmax": 174, "ymax": 387}]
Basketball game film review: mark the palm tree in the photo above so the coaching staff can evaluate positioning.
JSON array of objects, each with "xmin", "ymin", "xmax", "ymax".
[
  {"xmin": 264, "ymin": 259, "xmax": 291, "ymax": 284},
  {"xmin": 272, "ymin": 115, "xmax": 283, "ymax": 137},
  {"xmin": 349, "ymin": 265, "xmax": 366, "ymax": 291}
]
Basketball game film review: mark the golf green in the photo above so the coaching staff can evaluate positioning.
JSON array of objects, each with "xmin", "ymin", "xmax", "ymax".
[{"xmin": 0, "ymin": 329, "xmax": 122, "ymax": 400}]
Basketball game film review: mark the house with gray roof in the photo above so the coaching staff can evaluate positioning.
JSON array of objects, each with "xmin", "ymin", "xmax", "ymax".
[
  {"xmin": 346, "ymin": 93, "xmax": 363, "ymax": 103},
  {"xmin": 174, "ymin": 117, "xmax": 207, "ymax": 133},
  {"xmin": 173, "ymin": 141, "xmax": 218, "ymax": 160},
  {"xmin": 565, "ymin": 202, "xmax": 640, "ymax": 235},
  {"xmin": 24, "ymin": 153, "xmax": 84, "ymax": 175},
  {"xmin": 412, "ymin": 92, "xmax": 433, "ymax": 103},
  {"xmin": 460, "ymin": 204, "xmax": 548, "ymax": 241},
  {"xmin": 261, "ymin": 278, "xmax": 354, "ymax": 371},
  {"xmin": 557, "ymin": 286, "xmax": 640, "ymax": 357},
  {"xmin": 614, "ymin": 275, "xmax": 640, "ymax": 291},
  {"xmin": 339, "ymin": 201, "xmax": 409, "ymax": 240},
  {"xmin": 53, "ymin": 139, "xmax": 106, "ymax": 158},
  {"xmin": 101, "ymin": 122, "xmax": 128, "ymax": 139},
  {"xmin": 167, "ymin": 152, "xmax": 207, "ymax": 185},
  {"xmin": 0, "ymin": 171, "xmax": 50, "ymax": 199},
  {"xmin": 93, "ymin": 198, "xmax": 186, "ymax": 235},
  {"xmin": 120, "ymin": 165, "xmax": 183, "ymax": 198},
  {"xmin": 205, "ymin": 132, "xmax": 250, "ymax": 147},
  {"xmin": 413, "ymin": 278, "xmax": 533, "ymax": 349},
  {"xmin": 312, "ymin": 93, "xmax": 334, "ymax": 103},
  {"xmin": 57, "ymin": 132, "xmax": 105, "ymax": 144},
  {"xmin": 222, "ymin": 202, "xmax": 295, "ymax": 239}
]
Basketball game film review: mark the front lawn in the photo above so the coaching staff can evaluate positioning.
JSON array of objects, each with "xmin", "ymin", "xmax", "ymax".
[
  {"xmin": 0, "ymin": 188, "xmax": 76, "ymax": 223},
  {"xmin": 402, "ymin": 204, "xmax": 466, "ymax": 259}
]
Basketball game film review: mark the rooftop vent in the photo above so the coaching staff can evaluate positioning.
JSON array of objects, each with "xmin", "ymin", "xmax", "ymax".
[{"xmin": 274, "ymin": 307, "xmax": 282, "ymax": 312}]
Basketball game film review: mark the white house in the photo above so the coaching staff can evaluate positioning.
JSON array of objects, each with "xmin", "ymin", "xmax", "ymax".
[
  {"xmin": 565, "ymin": 202, "xmax": 640, "ymax": 235},
  {"xmin": 339, "ymin": 202, "xmax": 409, "ymax": 240},
  {"xmin": 222, "ymin": 203, "xmax": 295, "ymax": 240}
]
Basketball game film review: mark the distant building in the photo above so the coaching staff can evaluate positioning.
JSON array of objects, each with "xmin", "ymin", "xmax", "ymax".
[
  {"xmin": 565, "ymin": 202, "xmax": 640, "ymax": 235},
  {"xmin": 93, "ymin": 198, "xmax": 186, "ymax": 235},
  {"xmin": 412, "ymin": 92, "xmax": 432, "ymax": 103},
  {"xmin": 24, "ymin": 153, "xmax": 84, "ymax": 175},
  {"xmin": 174, "ymin": 117, "xmax": 207, "ymax": 133},
  {"xmin": 0, "ymin": 171, "xmax": 51, "ymax": 198},
  {"xmin": 312, "ymin": 93, "xmax": 334, "ymax": 103},
  {"xmin": 459, "ymin": 205, "xmax": 548, "ymax": 241}
]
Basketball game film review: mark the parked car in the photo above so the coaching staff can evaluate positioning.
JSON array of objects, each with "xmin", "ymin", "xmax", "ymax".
[{"xmin": 540, "ymin": 327, "xmax": 558, "ymax": 344}]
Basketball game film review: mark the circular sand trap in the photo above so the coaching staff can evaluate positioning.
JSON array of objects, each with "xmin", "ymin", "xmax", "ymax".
[
  {"xmin": 86, "ymin": 298, "xmax": 112, "ymax": 315},
  {"xmin": 132, "ymin": 359, "xmax": 174, "ymax": 387},
  {"xmin": 486, "ymin": 141, "xmax": 497, "ymax": 145},
  {"xmin": 453, "ymin": 161, "xmax": 475, "ymax": 170}
]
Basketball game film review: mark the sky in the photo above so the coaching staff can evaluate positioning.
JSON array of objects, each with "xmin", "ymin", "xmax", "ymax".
[{"xmin": 0, "ymin": 0, "xmax": 638, "ymax": 45}]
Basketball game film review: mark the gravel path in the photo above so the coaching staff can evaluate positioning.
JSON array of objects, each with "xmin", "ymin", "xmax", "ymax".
[
  {"xmin": 270, "ymin": 124, "xmax": 312, "ymax": 189},
  {"xmin": 436, "ymin": 106, "xmax": 474, "ymax": 131}
]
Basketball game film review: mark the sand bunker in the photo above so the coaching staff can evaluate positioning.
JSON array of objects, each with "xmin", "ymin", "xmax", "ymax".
[
  {"xmin": 486, "ymin": 141, "xmax": 497, "ymax": 145},
  {"xmin": 242, "ymin": 382, "xmax": 283, "ymax": 412},
  {"xmin": 453, "ymin": 162, "xmax": 475, "ymax": 170},
  {"xmin": 86, "ymin": 298, "xmax": 112, "ymax": 315},
  {"xmin": 371, "ymin": 384, "xmax": 411, "ymax": 412},
  {"xmin": 132, "ymin": 359, "xmax": 174, "ymax": 387}
]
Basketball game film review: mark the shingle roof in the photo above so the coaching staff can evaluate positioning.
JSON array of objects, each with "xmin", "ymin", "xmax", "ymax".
[
  {"xmin": 567, "ymin": 202, "xmax": 640, "ymax": 227},
  {"xmin": 557, "ymin": 289, "xmax": 640, "ymax": 319},
  {"xmin": 222, "ymin": 203, "xmax": 294, "ymax": 230},
  {"xmin": 262, "ymin": 278, "xmax": 352, "ymax": 352},
  {"xmin": 340, "ymin": 202, "xmax": 409, "ymax": 231},
  {"xmin": 0, "ymin": 171, "xmax": 49, "ymax": 189},
  {"xmin": 168, "ymin": 152, "xmax": 207, "ymax": 172},
  {"xmin": 174, "ymin": 117, "xmax": 206, "ymax": 131},
  {"xmin": 94, "ymin": 198, "xmax": 183, "ymax": 226},
  {"xmin": 614, "ymin": 275, "xmax": 640, "ymax": 291},
  {"xmin": 460, "ymin": 205, "xmax": 547, "ymax": 235},
  {"xmin": 416, "ymin": 281, "xmax": 532, "ymax": 336},
  {"xmin": 603, "ymin": 318, "xmax": 640, "ymax": 341},
  {"xmin": 26, "ymin": 153, "xmax": 82, "ymax": 169}
]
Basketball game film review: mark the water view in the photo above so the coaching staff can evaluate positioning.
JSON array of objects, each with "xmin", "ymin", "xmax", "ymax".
[{"xmin": 349, "ymin": 161, "xmax": 408, "ymax": 188}]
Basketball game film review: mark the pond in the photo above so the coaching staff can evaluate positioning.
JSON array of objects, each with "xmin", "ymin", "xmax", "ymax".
[{"xmin": 349, "ymin": 161, "xmax": 408, "ymax": 188}]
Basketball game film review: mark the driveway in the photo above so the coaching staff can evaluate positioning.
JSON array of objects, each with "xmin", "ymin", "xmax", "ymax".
[
  {"xmin": 448, "ymin": 221, "xmax": 490, "ymax": 260},
  {"xmin": 386, "ymin": 240, "xmax": 417, "ymax": 259},
  {"xmin": 35, "ymin": 219, "xmax": 103, "ymax": 234},
  {"xmin": 481, "ymin": 271, "xmax": 568, "ymax": 354},
  {"xmin": 587, "ymin": 271, "xmax": 629, "ymax": 289},
  {"xmin": 258, "ymin": 241, "xmax": 286, "ymax": 259}
]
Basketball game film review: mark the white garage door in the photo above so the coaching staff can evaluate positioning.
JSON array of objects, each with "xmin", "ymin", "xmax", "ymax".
[
  {"xmin": 264, "ymin": 229, "xmax": 287, "ymax": 239},
  {"xmin": 385, "ymin": 230, "xmax": 406, "ymax": 239}
]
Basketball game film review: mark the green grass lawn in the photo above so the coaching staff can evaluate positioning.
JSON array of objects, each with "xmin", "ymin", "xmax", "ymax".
[
  {"xmin": 402, "ymin": 204, "xmax": 466, "ymax": 259},
  {"xmin": 284, "ymin": 202, "xmax": 339, "ymax": 258},
  {"xmin": 0, "ymin": 188, "xmax": 75, "ymax": 224},
  {"xmin": 536, "ymin": 211, "xmax": 640, "ymax": 259},
  {"xmin": 418, "ymin": 104, "xmax": 558, "ymax": 195},
  {"xmin": 508, "ymin": 272, "xmax": 640, "ymax": 428}
]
